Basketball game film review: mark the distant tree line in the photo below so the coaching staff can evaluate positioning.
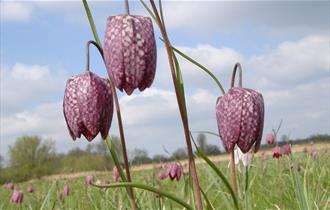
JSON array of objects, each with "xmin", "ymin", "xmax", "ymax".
[{"xmin": 0, "ymin": 133, "xmax": 328, "ymax": 184}]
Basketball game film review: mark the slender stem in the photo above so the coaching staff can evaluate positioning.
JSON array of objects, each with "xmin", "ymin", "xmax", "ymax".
[
  {"xmin": 149, "ymin": 1, "xmax": 203, "ymax": 209},
  {"xmin": 85, "ymin": 40, "xmax": 103, "ymax": 71},
  {"xmin": 231, "ymin": 149, "xmax": 238, "ymax": 195},
  {"xmin": 82, "ymin": 1, "xmax": 137, "ymax": 209},
  {"xmin": 231, "ymin": 62, "xmax": 242, "ymax": 88},
  {"xmin": 125, "ymin": 0, "xmax": 130, "ymax": 15}
]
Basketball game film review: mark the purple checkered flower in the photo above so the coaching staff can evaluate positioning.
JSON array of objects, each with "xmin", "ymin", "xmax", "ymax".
[
  {"xmin": 11, "ymin": 190, "xmax": 23, "ymax": 204},
  {"xmin": 104, "ymin": 15, "xmax": 157, "ymax": 95},
  {"xmin": 85, "ymin": 175, "xmax": 94, "ymax": 185},
  {"xmin": 216, "ymin": 63, "xmax": 264, "ymax": 153},
  {"xmin": 272, "ymin": 147, "xmax": 282, "ymax": 159},
  {"xmin": 266, "ymin": 133, "xmax": 276, "ymax": 145},
  {"xmin": 63, "ymin": 185, "xmax": 70, "ymax": 196},
  {"xmin": 168, "ymin": 163, "xmax": 182, "ymax": 181},
  {"xmin": 26, "ymin": 185, "xmax": 33, "ymax": 193},
  {"xmin": 63, "ymin": 71, "xmax": 113, "ymax": 141},
  {"xmin": 281, "ymin": 144, "xmax": 291, "ymax": 155}
]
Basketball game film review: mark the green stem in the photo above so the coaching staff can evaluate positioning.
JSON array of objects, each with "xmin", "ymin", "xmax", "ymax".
[
  {"xmin": 82, "ymin": 0, "xmax": 101, "ymax": 46},
  {"xmin": 93, "ymin": 182, "xmax": 193, "ymax": 210},
  {"xmin": 82, "ymin": 1, "xmax": 138, "ymax": 209}
]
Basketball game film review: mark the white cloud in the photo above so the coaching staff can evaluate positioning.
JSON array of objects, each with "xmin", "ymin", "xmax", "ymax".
[
  {"xmin": 162, "ymin": 1, "xmax": 329, "ymax": 34},
  {"xmin": 0, "ymin": 2, "xmax": 33, "ymax": 22},
  {"xmin": 249, "ymin": 35, "xmax": 329, "ymax": 88},
  {"xmin": 0, "ymin": 63, "xmax": 67, "ymax": 115}
]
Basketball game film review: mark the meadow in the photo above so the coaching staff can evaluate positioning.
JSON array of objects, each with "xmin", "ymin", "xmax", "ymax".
[{"xmin": 1, "ymin": 143, "xmax": 329, "ymax": 210}]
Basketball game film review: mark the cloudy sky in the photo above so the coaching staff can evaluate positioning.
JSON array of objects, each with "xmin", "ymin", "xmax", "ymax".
[{"xmin": 1, "ymin": 1, "xmax": 329, "ymax": 160}]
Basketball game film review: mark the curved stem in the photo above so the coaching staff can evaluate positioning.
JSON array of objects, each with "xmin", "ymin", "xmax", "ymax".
[
  {"xmin": 149, "ymin": 1, "xmax": 203, "ymax": 209},
  {"xmin": 85, "ymin": 40, "xmax": 104, "ymax": 71},
  {"xmin": 231, "ymin": 62, "xmax": 242, "ymax": 88},
  {"xmin": 93, "ymin": 182, "xmax": 193, "ymax": 210}
]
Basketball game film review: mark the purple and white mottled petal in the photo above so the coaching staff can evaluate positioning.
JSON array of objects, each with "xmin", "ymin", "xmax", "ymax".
[
  {"xmin": 216, "ymin": 88, "xmax": 243, "ymax": 151},
  {"xmin": 63, "ymin": 76, "xmax": 83, "ymax": 139},
  {"xmin": 104, "ymin": 15, "xmax": 156, "ymax": 95}
]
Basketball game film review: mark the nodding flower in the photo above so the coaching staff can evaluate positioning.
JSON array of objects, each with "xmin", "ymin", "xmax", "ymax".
[
  {"xmin": 85, "ymin": 175, "xmax": 94, "ymax": 185},
  {"xmin": 216, "ymin": 63, "xmax": 264, "ymax": 154},
  {"xmin": 266, "ymin": 133, "xmax": 276, "ymax": 145},
  {"xmin": 63, "ymin": 41, "xmax": 114, "ymax": 142},
  {"xmin": 26, "ymin": 185, "xmax": 33, "ymax": 193},
  {"xmin": 104, "ymin": 15, "xmax": 157, "ymax": 95},
  {"xmin": 11, "ymin": 190, "xmax": 24, "ymax": 204},
  {"xmin": 157, "ymin": 163, "xmax": 182, "ymax": 181},
  {"xmin": 4, "ymin": 182, "xmax": 14, "ymax": 190},
  {"xmin": 281, "ymin": 144, "xmax": 291, "ymax": 155},
  {"xmin": 272, "ymin": 147, "xmax": 282, "ymax": 159}
]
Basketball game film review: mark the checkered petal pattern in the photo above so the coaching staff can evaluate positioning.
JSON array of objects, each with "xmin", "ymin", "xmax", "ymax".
[
  {"xmin": 104, "ymin": 15, "xmax": 157, "ymax": 95},
  {"xmin": 63, "ymin": 71, "xmax": 114, "ymax": 141},
  {"xmin": 216, "ymin": 87, "xmax": 264, "ymax": 153}
]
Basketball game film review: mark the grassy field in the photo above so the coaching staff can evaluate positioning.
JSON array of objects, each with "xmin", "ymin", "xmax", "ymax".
[{"xmin": 1, "ymin": 143, "xmax": 329, "ymax": 210}]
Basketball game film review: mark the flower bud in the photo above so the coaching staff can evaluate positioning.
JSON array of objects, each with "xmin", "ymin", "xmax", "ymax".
[
  {"xmin": 63, "ymin": 71, "xmax": 113, "ymax": 141},
  {"xmin": 104, "ymin": 15, "xmax": 157, "ymax": 95},
  {"xmin": 11, "ymin": 190, "xmax": 23, "ymax": 204},
  {"xmin": 85, "ymin": 175, "xmax": 94, "ymax": 185},
  {"xmin": 266, "ymin": 133, "xmax": 276, "ymax": 145}
]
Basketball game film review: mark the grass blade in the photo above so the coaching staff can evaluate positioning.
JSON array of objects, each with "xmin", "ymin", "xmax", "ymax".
[
  {"xmin": 93, "ymin": 182, "xmax": 193, "ymax": 210},
  {"xmin": 190, "ymin": 133, "xmax": 239, "ymax": 209},
  {"xmin": 82, "ymin": 0, "xmax": 101, "ymax": 47}
]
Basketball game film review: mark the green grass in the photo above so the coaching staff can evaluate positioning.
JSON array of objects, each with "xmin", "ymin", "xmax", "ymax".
[{"xmin": 1, "ymin": 150, "xmax": 329, "ymax": 210}]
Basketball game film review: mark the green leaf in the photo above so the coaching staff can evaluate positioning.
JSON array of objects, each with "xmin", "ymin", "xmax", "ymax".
[
  {"xmin": 139, "ymin": 0, "xmax": 157, "ymax": 24},
  {"xmin": 172, "ymin": 51, "xmax": 187, "ymax": 113},
  {"xmin": 93, "ymin": 182, "xmax": 193, "ymax": 210},
  {"xmin": 200, "ymin": 187, "xmax": 215, "ymax": 210},
  {"xmin": 290, "ymin": 155, "xmax": 310, "ymax": 210}
]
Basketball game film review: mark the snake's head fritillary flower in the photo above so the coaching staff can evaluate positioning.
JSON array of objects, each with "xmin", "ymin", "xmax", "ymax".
[
  {"xmin": 281, "ymin": 144, "xmax": 291, "ymax": 155},
  {"xmin": 112, "ymin": 166, "xmax": 120, "ymax": 182},
  {"xmin": 266, "ymin": 133, "xmax": 276, "ymax": 145},
  {"xmin": 272, "ymin": 147, "xmax": 282, "ymax": 158},
  {"xmin": 63, "ymin": 185, "xmax": 70, "ymax": 196},
  {"xmin": 167, "ymin": 163, "xmax": 182, "ymax": 181},
  {"xmin": 85, "ymin": 175, "xmax": 94, "ymax": 185},
  {"xmin": 5, "ymin": 182, "xmax": 14, "ymax": 190},
  {"xmin": 63, "ymin": 71, "xmax": 114, "ymax": 141},
  {"xmin": 26, "ymin": 185, "xmax": 33, "ymax": 193},
  {"xmin": 104, "ymin": 15, "xmax": 157, "ymax": 95},
  {"xmin": 11, "ymin": 190, "xmax": 23, "ymax": 204},
  {"xmin": 216, "ymin": 63, "xmax": 264, "ymax": 153},
  {"xmin": 157, "ymin": 166, "xmax": 168, "ymax": 180}
]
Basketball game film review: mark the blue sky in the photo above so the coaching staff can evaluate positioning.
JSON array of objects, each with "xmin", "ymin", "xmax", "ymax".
[{"xmin": 1, "ymin": 1, "xmax": 329, "ymax": 160}]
